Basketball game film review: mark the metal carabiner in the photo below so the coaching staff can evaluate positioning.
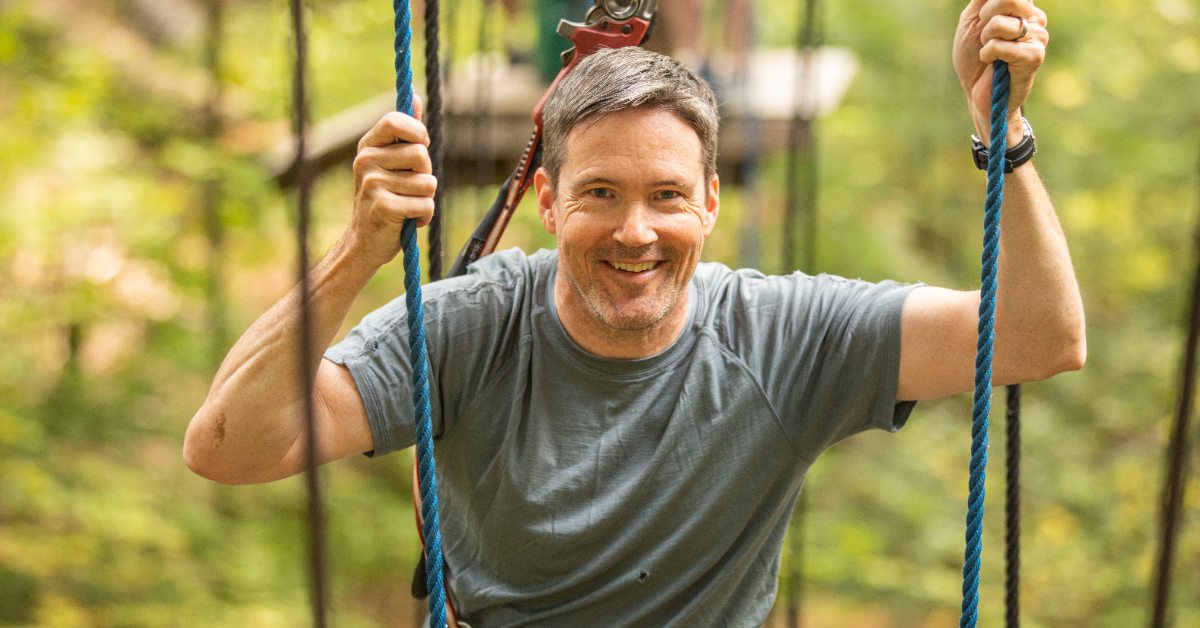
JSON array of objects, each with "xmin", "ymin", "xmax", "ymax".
[{"xmin": 591, "ymin": 0, "xmax": 657, "ymax": 23}]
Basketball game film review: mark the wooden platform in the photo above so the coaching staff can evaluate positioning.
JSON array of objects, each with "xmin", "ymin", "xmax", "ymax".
[{"xmin": 268, "ymin": 47, "xmax": 858, "ymax": 187}]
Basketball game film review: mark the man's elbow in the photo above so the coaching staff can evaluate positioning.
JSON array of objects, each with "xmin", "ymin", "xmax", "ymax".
[
  {"xmin": 183, "ymin": 406, "xmax": 248, "ymax": 486},
  {"xmin": 183, "ymin": 431, "xmax": 234, "ymax": 485},
  {"xmin": 1053, "ymin": 336, "xmax": 1087, "ymax": 375},
  {"xmin": 1036, "ymin": 326, "xmax": 1087, "ymax": 380},
  {"xmin": 183, "ymin": 439, "xmax": 219, "ymax": 483},
  {"xmin": 183, "ymin": 443, "xmax": 264, "ymax": 486}
]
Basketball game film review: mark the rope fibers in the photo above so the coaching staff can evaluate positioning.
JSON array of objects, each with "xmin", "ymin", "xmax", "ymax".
[
  {"xmin": 394, "ymin": 1, "xmax": 447, "ymax": 625},
  {"xmin": 960, "ymin": 60, "xmax": 1010, "ymax": 628}
]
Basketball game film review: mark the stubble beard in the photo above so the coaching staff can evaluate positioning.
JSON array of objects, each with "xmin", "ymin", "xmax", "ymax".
[
  {"xmin": 575, "ymin": 274, "xmax": 681, "ymax": 333},
  {"xmin": 563, "ymin": 245, "xmax": 692, "ymax": 334}
]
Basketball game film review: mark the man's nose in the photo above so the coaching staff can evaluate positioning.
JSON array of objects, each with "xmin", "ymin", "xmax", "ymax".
[{"xmin": 612, "ymin": 203, "xmax": 658, "ymax": 248}]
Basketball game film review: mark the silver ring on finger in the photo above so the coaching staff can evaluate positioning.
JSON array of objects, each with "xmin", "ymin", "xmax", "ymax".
[{"xmin": 1010, "ymin": 16, "xmax": 1029, "ymax": 42}]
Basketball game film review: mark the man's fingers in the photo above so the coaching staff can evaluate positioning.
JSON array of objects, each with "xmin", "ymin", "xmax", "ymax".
[
  {"xmin": 358, "ymin": 111, "xmax": 430, "ymax": 150},
  {"xmin": 358, "ymin": 170, "xmax": 438, "ymax": 226},
  {"xmin": 1032, "ymin": 7, "xmax": 1048, "ymax": 27},
  {"xmin": 359, "ymin": 169, "xmax": 438, "ymax": 201},
  {"xmin": 978, "ymin": 0, "xmax": 1045, "ymax": 27},
  {"xmin": 354, "ymin": 142, "xmax": 433, "ymax": 175},
  {"xmin": 374, "ymin": 193, "xmax": 436, "ymax": 228},
  {"xmin": 980, "ymin": 17, "xmax": 1048, "ymax": 47},
  {"xmin": 979, "ymin": 38, "xmax": 1046, "ymax": 68},
  {"xmin": 960, "ymin": 0, "xmax": 988, "ymax": 19}
]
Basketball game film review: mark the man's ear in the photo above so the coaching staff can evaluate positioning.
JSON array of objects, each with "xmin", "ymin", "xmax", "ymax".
[
  {"xmin": 534, "ymin": 167, "xmax": 557, "ymax": 234},
  {"xmin": 702, "ymin": 173, "xmax": 720, "ymax": 236}
]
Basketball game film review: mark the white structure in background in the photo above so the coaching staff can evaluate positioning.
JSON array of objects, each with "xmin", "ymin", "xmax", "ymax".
[
  {"xmin": 733, "ymin": 47, "xmax": 858, "ymax": 120},
  {"xmin": 267, "ymin": 47, "xmax": 859, "ymax": 183}
]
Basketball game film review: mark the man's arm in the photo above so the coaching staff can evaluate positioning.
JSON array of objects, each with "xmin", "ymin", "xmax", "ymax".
[
  {"xmin": 184, "ymin": 110, "xmax": 437, "ymax": 484},
  {"xmin": 899, "ymin": 166, "xmax": 1085, "ymax": 400},
  {"xmin": 897, "ymin": 0, "xmax": 1085, "ymax": 401}
]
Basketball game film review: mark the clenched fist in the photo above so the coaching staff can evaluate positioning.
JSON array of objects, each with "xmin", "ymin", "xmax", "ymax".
[
  {"xmin": 347, "ymin": 99, "xmax": 438, "ymax": 267},
  {"xmin": 953, "ymin": 0, "xmax": 1049, "ymax": 146}
]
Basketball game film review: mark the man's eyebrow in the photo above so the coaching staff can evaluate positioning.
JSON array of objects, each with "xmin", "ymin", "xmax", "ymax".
[
  {"xmin": 570, "ymin": 176, "xmax": 692, "ymax": 188},
  {"xmin": 573, "ymin": 176, "xmax": 620, "ymax": 188}
]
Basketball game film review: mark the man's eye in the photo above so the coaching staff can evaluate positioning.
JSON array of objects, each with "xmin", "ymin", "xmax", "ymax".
[
  {"xmin": 589, "ymin": 188, "xmax": 612, "ymax": 199},
  {"xmin": 654, "ymin": 190, "xmax": 680, "ymax": 201}
]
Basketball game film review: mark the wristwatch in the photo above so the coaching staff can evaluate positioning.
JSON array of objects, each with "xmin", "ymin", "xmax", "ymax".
[{"xmin": 971, "ymin": 117, "xmax": 1037, "ymax": 173}]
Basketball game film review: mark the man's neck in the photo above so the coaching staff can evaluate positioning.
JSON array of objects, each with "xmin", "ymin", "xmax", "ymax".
[{"xmin": 553, "ymin": 275, "xmax": 689, "ymax": 360}]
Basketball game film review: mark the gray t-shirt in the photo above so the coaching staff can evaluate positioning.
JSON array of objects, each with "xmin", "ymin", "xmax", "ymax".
[{"xmin": 326, "ymin": 248, "xmax": 917, "ymax": 626}]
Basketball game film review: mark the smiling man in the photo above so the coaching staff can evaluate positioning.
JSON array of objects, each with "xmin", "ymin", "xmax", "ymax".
[
  {"xmin": 185, "ymin": 1, "xmax": 1084, "ymax": 624},
  {"xmin": 538, "ymin": 104, "xmax": 719, "ymax": 358}
]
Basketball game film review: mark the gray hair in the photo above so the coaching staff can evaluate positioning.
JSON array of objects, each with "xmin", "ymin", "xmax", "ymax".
[{"xmin": 541, "ymin": 47, "xmax": 719, "ymax": 183}]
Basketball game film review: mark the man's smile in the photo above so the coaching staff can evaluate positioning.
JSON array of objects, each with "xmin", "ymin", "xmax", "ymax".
[{"xmin": 606, "ymin": 260, "xmax": 660, "ymax": 273}]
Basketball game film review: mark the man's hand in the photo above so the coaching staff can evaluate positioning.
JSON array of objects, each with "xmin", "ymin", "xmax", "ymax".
[
  {"xmin": 349, "ymin": 101, "xmax": 437, "ymax": 268},
  {"xmin": 953, "ymin": 0, "xmax": 1049, "ymax": 146},
  {"xmin": 185, "ymin": 101, "xmax": 439, "ymax": 484}
]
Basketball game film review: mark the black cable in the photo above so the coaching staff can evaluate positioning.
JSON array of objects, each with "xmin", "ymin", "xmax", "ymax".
[
  {"xmin": 202, "ymin": 0, "xmax": 228, "ymax": 371},
  {"xmin": 474, "ymin": 0, "xmax": 493, "ymax": 204},
  {"xmin": 1005, "ymin": 384, "xmax": 1021, "ymax": 628},
  {"xmin": 288, "ymin": 1, "xmax": 329, "ymax": 625},
  {"xmin": 425, "ymin": 0, "xmax": 445, "ymax": 280},
  {"xmin": 1149, "ymin": 139, "xmax": 1200, "ymax": 628},
  {"xmin": 785, "ymin": 2, "xmax": 821, "ymax": 627},
  {"xmin": 783, "ymin": 0, "xmax": 820, "ymax": 274}
]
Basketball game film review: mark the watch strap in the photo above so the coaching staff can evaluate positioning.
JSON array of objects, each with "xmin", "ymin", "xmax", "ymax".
[{"xmin": 972, "ymin": 117, "xmax": 1037, "ymax": 173}]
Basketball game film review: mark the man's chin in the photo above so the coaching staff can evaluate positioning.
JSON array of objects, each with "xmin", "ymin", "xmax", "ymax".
[
  {"xmin": 585, "ymin": 297, "xmax": 676, "ymax": 333},
  {"xmin": 597, "ymin": 313, "xmax": 664, "ymax": 333}
]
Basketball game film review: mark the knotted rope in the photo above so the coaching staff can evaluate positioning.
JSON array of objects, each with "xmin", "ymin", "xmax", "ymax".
[
  {"xmin": 960, "ymin": 60, "xmax": 1010, "ymax": 628},
  {"xmin": 394, "ymin": 1, "xmax": 447, "ymax": 626}
]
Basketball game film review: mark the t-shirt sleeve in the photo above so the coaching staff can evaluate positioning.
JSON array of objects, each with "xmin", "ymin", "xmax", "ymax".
[
  {"xmin": 324, "ymin": 292, "xmax": 429, "ymax": 457},
  {"xmin": 324, "ymin": 249, "xmax": 532, "ymax": 457},
  {"xmin": 720, "ymin": 270, "xmax": 920, "ymax": 457}
]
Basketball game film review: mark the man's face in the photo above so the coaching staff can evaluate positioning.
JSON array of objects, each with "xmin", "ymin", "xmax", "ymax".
[{"xmin": 535, "ymin": 108, "xmax": 720, "ymax": 336}]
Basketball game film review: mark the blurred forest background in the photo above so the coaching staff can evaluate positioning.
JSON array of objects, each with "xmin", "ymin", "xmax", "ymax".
[{"xmin": 1, "ymin": 0, "xmax": 1198, "ymax": 625}]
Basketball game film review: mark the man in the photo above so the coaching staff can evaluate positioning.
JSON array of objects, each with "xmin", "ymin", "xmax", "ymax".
[{"xmin": 185, "ymin": 0, "xmax": 1084, "ymax": 624}]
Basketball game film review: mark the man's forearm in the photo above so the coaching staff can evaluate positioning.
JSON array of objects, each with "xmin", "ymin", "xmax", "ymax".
[
  {"xmin": 184, "ymin": 233, "xmax": 380, "ymax": 482},
  {"xmin": 993, "ymin": 164, "xmax": 1086, "ymax": 381}
]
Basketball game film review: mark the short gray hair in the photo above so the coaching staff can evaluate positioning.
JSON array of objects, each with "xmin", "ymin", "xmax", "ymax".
[{"xmin": 541, "ymin": 47, "xmax": 719, "ymax": 183}]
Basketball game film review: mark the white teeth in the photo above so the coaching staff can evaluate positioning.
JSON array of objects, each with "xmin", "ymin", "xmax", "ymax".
[{"xmin": 609, "ymin": 261, "xmax": 657, "ymax": 272}]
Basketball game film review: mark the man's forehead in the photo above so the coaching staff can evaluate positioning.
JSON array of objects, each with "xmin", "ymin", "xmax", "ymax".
[
  {"xmin": 565, "ymin": 107, "xmax": 699, "ymax": 144},
  {"xmin": 559, "ymin": 109, "xmax": 705, "ymax": 179}
]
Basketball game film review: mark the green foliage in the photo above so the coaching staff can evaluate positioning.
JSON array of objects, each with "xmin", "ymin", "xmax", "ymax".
[{"xmin": 1, "ymin": 0, "xmax": 1198, "ymax": 625}]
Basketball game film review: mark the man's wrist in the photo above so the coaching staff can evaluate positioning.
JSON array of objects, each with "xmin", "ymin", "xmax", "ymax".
[
  {"xmin": 971, "ymin": 117, "xmax": 1037, "ymax": 173},
  {"xmin": 326, "ymin": 229, "xmax": 393, "ymax": 281},
  {"xmin": 972, "ymin": 114, "xmax": 1027, "ymax": 149}
]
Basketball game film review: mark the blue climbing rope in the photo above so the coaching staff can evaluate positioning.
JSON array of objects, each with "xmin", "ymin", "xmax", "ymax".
[
  {"xmin": 960, "ymin": 60, "xmax": 1010, "ymax": 628},
  {"xmin": 394, "ymin": 1, "xmax": 447, "ymax": 626}
]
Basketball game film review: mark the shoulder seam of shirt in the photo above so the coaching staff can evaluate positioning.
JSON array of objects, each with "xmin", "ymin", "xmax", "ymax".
[
  {"xmin": 339, "ymin": 270, "xmax": 525, "ymax": 363},
  {"xmin": 696, "ymin": 327, "xmax": 806, "ymax": 456}
]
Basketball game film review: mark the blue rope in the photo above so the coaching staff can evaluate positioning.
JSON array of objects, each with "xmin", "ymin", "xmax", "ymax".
[
  {"xmin": 960, "ymin": 60, "xmax": 1010, "ymax": 628},
  {"xmin": 394, "ymin": 2, "xmax": 446, "ymax": 626}
]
